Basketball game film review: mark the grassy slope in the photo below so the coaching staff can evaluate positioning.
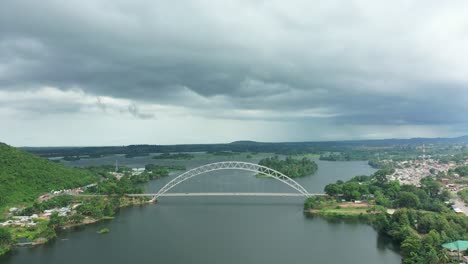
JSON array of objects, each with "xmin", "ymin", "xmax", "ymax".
[
  {"xmin": 316, "ymin": 207, "xmax": 371, "ymax": 215},
  {"xmin": 0, "ymin": 143, "xmax": 98, "ymax": 210}
]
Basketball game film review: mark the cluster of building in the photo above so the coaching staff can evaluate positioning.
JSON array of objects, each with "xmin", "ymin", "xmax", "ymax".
[
  {"xmin": 109, "ymin": 167, "xmax": 145, "ymax": 180},
  {"xmin": 1, "ymin": 214, "xmax": 39, "ymax": 227},
  {"xmin": 131, "ymin": 168, "xmax": 145, "ymax": 175},
  {"xmin": 387, "ymin": 159, "xmax": 458, "ymax": 186},
  {"xmin": 39, "ymin": 183, "xmax": 97, "ymax": 201},
  {"xmin": 384, "ymin": 157, "xmax": 468, "ymax": 215},
  {"xmin": 1, "ymin": 204, "xmax": 82, "ymax": 227},
  {"xmin": 3, "ymin": 183, "xmax": 102, "ymax": 227},
  {"xmin": 109, "ymin": 171, "xmax": 124, "ymax": 180},
  {"xmin": 43, "ymin": 207, "xmax": 72, "ymax": 217}
]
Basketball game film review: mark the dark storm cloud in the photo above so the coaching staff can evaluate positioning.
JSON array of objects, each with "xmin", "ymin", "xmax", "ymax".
[
  {"xmin": 0, "ymin": 0, "xmax": 468, "ymax": 129},
  {"xmin": 127, "ymin": 103, "xmax": 155, "ymax": 119}
]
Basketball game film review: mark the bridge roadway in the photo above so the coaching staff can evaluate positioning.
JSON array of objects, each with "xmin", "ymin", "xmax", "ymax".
[
  {"xmin": 129, "ymin": 192, "xmax": 326, "ymax": 197},
  {"xmin": 76, "ymin": 193, "xmax": 326, "ymax": 198}
]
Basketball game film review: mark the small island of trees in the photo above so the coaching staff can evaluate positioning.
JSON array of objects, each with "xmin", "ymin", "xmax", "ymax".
[
  {"xmin": 258, "ymin": 156, "xmax": 318, "ymax": 178},
  {"xmin": 152, "ymin": 153, "xmax": 194, "ymax": 160}
]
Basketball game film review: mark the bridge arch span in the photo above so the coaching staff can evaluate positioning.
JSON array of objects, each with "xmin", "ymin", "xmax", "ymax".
[{"xmin": 154, "ymin": 161, "xmax": 311, "ymax": 199}]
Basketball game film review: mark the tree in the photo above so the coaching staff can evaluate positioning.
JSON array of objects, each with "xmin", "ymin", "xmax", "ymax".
[
  {"xmin": 437, "ymin": 249, "xmax": 450, "ymax": 264},
  {"xmin": 342, "ymin": 182, "xmax": 361, "ymax": 200},
  {"xmin": 417, "ymin": 214, "xmax": 436, "ymax": 234},
  {"xmin": 420, "ymin": 177, "xmax": 442, "ymax": 198},
  {"xmin": 324, "ymin": 184, "xmax": 341, "ymax": 196},
  {"xmin": 373, "ymin": 168, "xmax": 395, "ymax": 185},
  {"xmin": 392, "ymin": 209, "xmax": 411, "ymax": 226},
  {"xmin": 77, "ymin": 198, "xmax": 105, "ymax": 218},
  {"xmin": 0, "ymin": 227, "xmax": 12, "ymax": 246},
  {"xmin": 423, "ymin": 230, "xmax": 441, "ymax": 247},
  {"xmin": 304, "ymin": 196, "xmax": 327, "ymax": 210},
  {"xmin": 401, "ymin": 234, "xmax": 422, "ymax": 259},
  {"xmin": 423, "ymin": 245, "xmax": 439, "ymax": 264},
  {"xmin": 403, "ymin": 252, "xmax": 423, "ymax": 264},
  {"xmin": 48, "ymin": 211, "xmax": 65, "ymax": 229},
  {"xmin": 396, "ymin": 192, "xmax": 421, "ymax": 209},
  {"xmin": 454, "ymin": 165, "xmax": 468, "ymax": 177},
  {"xmin": 439, "ymin": 190, "xmax": 451, "ymax": 201},
  {"xmin": 372, "ymin": 213, "xmax": 390, "ymax": 234},
  {"xmin": 103, "ymin": 203, "xmax": 115, "ymax": 216},
  {"xmin": 374, "ymin": 190, "xmax": 392, "ymax": 208},
  {"xmin": 69, "ymin": 213, "xmax": 85, "ymax": 224},
  {"xmin": 384, "ymin": 181, "xmax": 401, "ymax": 199}
]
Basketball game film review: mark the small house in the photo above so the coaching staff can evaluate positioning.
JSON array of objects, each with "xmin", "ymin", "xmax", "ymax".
[{"xmin": 442, "ymin": 240, "xmax": 468, "ymax": 261}]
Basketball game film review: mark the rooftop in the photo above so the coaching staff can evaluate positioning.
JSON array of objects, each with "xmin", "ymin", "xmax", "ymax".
[{"xmin": 442, "ymin": 240, "xmax": 468, "ymax": 251}]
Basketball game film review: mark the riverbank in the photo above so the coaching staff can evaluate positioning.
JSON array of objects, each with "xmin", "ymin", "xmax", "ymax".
[
  {"xmin": 1, "ymin": 157, "xmax": 402, "ymax": 264},
  {"xmin": 307, "ymin": 167, "xmax": 468, "ymax": 264},
  {"xmin": 0, "ymin": 197, "xmax": 155, "ymax": 256},
  {"xmin": 306, "ymin": 201, "xmax": 379, "ymax": 220},
  {"xmin": 0, "ymin": 247, "xmax": 10, "ymax": 256}
]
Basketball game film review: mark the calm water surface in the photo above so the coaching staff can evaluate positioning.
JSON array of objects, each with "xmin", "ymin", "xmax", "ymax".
[{"xmin": 0, "ymin": 154, "xmax": 401, "ymax": 264}]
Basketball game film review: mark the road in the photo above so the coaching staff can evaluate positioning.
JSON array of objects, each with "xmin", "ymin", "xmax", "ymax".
[{"xmin": 452, "ymin": 198, "xmax": 468, "ymax": 216}]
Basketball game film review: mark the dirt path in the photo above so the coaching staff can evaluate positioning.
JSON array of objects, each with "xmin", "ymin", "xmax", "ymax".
[{"xmin": 452, "ymin": 198, "xmax": 468, "ymax": 216}]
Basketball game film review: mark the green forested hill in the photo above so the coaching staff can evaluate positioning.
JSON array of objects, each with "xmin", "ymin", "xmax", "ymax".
[{"xmin": 0, "ymin": 143, "xmax": 98, "ymax": 210}]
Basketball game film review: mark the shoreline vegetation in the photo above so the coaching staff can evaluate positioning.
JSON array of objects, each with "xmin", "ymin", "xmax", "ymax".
[
  {"xmin": 97, "ymin": 228, "xmax": 110, "ymax": 234},
  {"xmin": 306, "ymin": 202, "xmax": 376, "ymax": 217},
  {"xmin": 0, "ymin": 142, "xmax": 182, "ymax": 257},
  {"xmin": 0, "ymin": 162, "xmax": 180, "ymax": 256},
  {"xmin": 305, "ymin": 168, "xmax": 468, "ymax": 264},
  {"xmin": 152, "ymin": 153, "xmax": 194, "ymax": 160},
  {"xmin": 0, "ymin": 196, "xmax": 154, "ymax": 255}
]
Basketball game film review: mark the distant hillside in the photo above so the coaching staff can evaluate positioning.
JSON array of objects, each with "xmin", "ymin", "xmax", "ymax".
[
  {"xmin": 23, "ymin": 135, "xmax": 468, "ymax": 158},
  {"xmin": 0, "ymin": 143, "xmax": 98, "ymax": 210},
  {"xmin": 229, "ymin": 140, "xmax": 261, "ymax": 145}
]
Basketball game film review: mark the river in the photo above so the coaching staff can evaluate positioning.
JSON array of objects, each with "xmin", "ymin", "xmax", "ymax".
[{"xmin": 0, "ymin": 154, "xmax": 401, "ymax": 264}]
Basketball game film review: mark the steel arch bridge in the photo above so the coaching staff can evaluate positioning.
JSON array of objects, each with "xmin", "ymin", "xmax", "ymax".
[{"xmin": 153, "ymin": 161, "xmax": 312, "ymax": 199}]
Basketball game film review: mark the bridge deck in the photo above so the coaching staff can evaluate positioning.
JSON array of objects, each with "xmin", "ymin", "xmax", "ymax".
[{"xmin": 127, "ymin": 193, "xmax": 325, "ymax": 197}]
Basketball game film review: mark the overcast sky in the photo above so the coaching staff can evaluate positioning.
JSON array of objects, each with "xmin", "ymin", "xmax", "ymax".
[{"xmin": 1, "ymin": 1, "xmax": 468, "ymax": 146}]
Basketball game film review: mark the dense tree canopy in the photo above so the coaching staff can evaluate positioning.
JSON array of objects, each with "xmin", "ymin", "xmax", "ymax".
[
  {"xmin": 396, "ymin": 192, "xmax": 421, "ymax": 209},
  {"xmin": 258, "ymin": 156, "xmax": 318, "ymax": 178},
  {"xmin": 0, "ymin": 228, "xmax": 12, "ymax": 246},
  {"xmin": 152, "ymin": 153, "xmax": 194, "ymax": 160},
  {"xmin": 459, "ymin": 189, "xmax": 468, "ymax": 203},
  {"xmin": 454, "ymin": 165, "xmax": 468, "ymax": 177}
]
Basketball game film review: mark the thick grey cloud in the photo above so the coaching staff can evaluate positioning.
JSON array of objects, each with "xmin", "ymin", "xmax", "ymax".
[{"xmin": 0, "ymin": 0, "xmax": 468, "ymax": 145}]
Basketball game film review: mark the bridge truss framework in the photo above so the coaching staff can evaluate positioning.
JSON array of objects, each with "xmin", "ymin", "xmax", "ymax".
[{"xmin": 153, "ymin": 161, "xmax": 312, "ymax": 199}]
